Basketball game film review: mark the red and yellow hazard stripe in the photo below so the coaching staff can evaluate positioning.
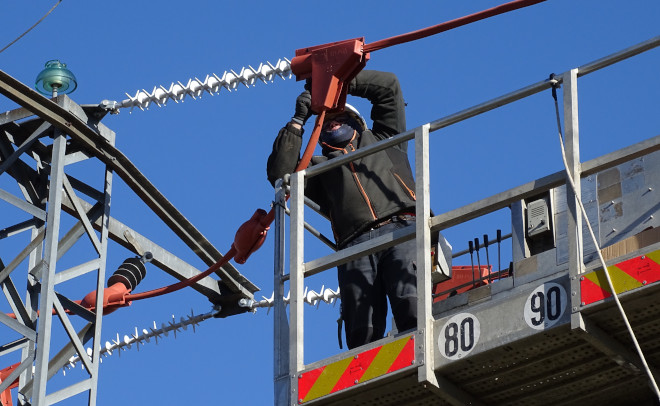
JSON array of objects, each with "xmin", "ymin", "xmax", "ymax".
[
  {"xmin": 297, "ymin": 334, "xmax": 415, "ymax": 403},
  {"xmin": 581, "ymin": 249, "xmax": 660, "ymax": 305}
]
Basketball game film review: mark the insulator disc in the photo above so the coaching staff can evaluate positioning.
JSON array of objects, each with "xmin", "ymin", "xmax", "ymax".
[{"xmin": 108, "ymin": 257, "xmax": 147, "ymax": 290}]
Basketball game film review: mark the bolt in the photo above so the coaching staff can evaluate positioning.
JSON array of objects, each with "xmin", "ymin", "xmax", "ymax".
[
  {"xmin": 573, "ymin": 307, "xmax": 578, "ymax": 311},
  {"xmin": 411, "ymin": 360, "xmax": 415, "ymax": 365},
  {"xmin": 643, "ymin": 280, "xmax": 647, "ymax": 285},
  {"xmin": 354, "ymin": 379, "xmax": 358, "ymax": 384},
  {"xmin": 238, "ymin": 298, "xmax": 253, "ymax": 308},
  {"xmin": 354, "ymin": 355, "xmax": 358, "ymax": 359},
  {"xmin": 580, "ymin": 276, "xmax": 585, "ymax": 281},
  {"xmin": 641, "ymin": 256, "xmax": 646, "ymax": 260},
  {"xmin": 581, "ymin": 302, "xmax": 586, "ymax": 306}
]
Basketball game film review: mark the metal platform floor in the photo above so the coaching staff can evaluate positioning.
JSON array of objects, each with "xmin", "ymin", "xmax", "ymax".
[{"xmin": 306, "ymin": 279, "xmax": 660, "ymax": 406}]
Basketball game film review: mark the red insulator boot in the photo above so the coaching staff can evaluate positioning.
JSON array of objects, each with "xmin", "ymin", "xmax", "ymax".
[
  {"xmin": 80, "ymin": 282, "xmax": 131, "ymax": 315},
  {"xmin": 232, "ymin": 208, "xmax": 273, "ymax": 264},
  {"xmin": 1, "ymin": 363, "xmax": 19, "ymax": 406}
]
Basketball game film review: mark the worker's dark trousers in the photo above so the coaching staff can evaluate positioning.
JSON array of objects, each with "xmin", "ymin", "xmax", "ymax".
[{"xmin": 338, "ymin": 217, "xmax": 417, "ymax": 350}]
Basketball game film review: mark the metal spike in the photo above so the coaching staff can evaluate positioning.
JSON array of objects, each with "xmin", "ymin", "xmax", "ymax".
[
  {"xmin": 251, "ymin": 286, "xmax": 341, "ymax": 311},
  {"xmin": 108, "ymin": 58, "xmax": 292, "ymax": 112},
  {"xmin": 61, "ymin": 309, "xmax": 217, "ymax": 373}
]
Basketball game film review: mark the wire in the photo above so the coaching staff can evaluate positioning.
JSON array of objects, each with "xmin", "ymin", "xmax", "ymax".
[
  {"xmin": 124, "ymin": 246, "xmax": 236, "ymax": 301},
  {"xmin": 121, "ymin": 91, "xmax": 328, "ymax": 301},
  {"xmin": 0, "ymin": 0, "xmax": 62, "ymax": 55},
  {"xmin": 122, "ymin": 106, "xmax": 329, "ymax": 302},
  {"xmin": 364, "ymin": 0, "xmax": 546, "ymax": 53},
  {"xmin": 7, "ymin": 0, "xmax": 546, "ymax": 310},
  {"xmin": 123, "ymin": 0, "xmax": 547, "ymax": 305},
  {"xmin": 549, "ymin": 76, "xmax": 660, "ymax": 400}
]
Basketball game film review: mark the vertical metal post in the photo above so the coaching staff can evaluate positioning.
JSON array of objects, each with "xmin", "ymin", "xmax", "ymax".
[
  {"xmin": 563, "ymin": 69, "xmax": 585, "ymax": 329},
  {"xmin": 273, "ymin": 180, "xmax": 290, "ymax": 406},
  {"xmin": 32, "ymin": 131, "xmax": 67, "ymax": 405},
  {"xmin": 87, "ymin": 148, "xmax": 114, "ymax": 405},
  {"xmin": 289, "ymin": 170, "xmax": 305, "ymax": 406},
  {"xmin": 414, "ymin": 124, "xmax": 438, "ymax": 387},
  {"xmin": 19, "ymin": 224, "xmax": 44, "ymax": 403}
]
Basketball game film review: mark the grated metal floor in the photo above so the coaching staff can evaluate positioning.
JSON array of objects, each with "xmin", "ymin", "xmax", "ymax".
[{"xmin": 308, "ymin": 282, "xmax": 660, "ymax": 406}]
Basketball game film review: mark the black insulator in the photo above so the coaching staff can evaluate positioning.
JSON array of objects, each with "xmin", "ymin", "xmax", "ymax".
[{"xmin": 108, "ymin": 257, "xmax": 147, "ymax": 290}]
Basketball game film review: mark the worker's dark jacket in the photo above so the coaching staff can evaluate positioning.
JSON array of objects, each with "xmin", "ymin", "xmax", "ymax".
[{"xmin": 267, "ymin": 70, "xmax": 416, "ymax": 248}]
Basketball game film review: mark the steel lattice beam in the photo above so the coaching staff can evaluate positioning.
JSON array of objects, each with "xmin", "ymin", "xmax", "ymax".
[{"xmin": 0, "ymin": 69, "xmax": 258, "ymax": 299}]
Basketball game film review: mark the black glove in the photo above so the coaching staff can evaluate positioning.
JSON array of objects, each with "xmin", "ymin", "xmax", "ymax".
[{"xmin": 291, "ymin": 90, "xmax": 312, "ymax": 126}]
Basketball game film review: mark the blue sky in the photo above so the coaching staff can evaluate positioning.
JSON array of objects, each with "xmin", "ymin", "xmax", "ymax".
[{"xmin": 1, "ymin": 1, "xmax": 658, "ymax": 405}]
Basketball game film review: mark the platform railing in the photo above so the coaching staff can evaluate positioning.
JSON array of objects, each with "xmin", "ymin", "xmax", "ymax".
[{"xmin": 274, "ymin": 36, "xmax": 660, "ymax": 406}]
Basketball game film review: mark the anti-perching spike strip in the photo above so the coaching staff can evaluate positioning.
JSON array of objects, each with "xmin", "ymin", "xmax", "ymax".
[
  {"xmin": 118, "ymin": 58, "xmax": 292, "ymax": 112},
  {"xmin": 61, "ymin": 286, "xmax": 339, "ymax": 373},
  {"xmin": 253, "ymin": 286, "xmax": 341, "ymax": 312},
  {"xmin": 62, "ymin": 309, "xmax": 216, "ymax": 374}
]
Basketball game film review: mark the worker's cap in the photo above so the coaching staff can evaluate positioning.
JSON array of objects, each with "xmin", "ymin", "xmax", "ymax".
[{"xmin": 325, "ymin": 103, "xmax": 367, "ymax": 132}]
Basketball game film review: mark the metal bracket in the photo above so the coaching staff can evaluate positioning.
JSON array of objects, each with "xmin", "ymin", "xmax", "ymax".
[{"xmin": 123, "ymin": 230, "xmax": 145, "ymax": 256}]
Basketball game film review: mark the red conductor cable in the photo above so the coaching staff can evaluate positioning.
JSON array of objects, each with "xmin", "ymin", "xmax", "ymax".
[
  {"xmin": 93, "ymin": 0, "xmax": 549, "ymax": 303},
  {"xmin": 2, "ymin": 0, "xmax": 548, "ymax": 315}
]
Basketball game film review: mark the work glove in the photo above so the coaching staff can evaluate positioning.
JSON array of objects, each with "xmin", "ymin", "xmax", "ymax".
[{"xmin": 291, "ymin": 90, "xmax": 312, "ymax": 126}]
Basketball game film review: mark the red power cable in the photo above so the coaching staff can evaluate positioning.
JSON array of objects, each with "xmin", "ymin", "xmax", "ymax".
[
  {"xmin": 125, "ymin": 111, "xmax": 327, "ymax": 302},
  {"xmin": 364, "ymin": 0, "xmax": 547, "ymax": 53},
  {"xmin": 1, "ymin": 1, "xmax": 551, "ymax": 386},
  {"xmin": 3, "ymin": 0, "xmax": 548, "ymax": 313},
  {"xmin": 296, "ymin": 110, "xmax": 326, "ymax": 173},
  {"xmin": 124, "ymin": 247, "xmax": 236, "ymax": 301}
]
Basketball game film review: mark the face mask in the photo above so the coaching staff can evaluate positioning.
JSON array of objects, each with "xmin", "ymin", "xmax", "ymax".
[{"xmin": 320, "ymin": 124, "xmax": 355, "ymax": 147}]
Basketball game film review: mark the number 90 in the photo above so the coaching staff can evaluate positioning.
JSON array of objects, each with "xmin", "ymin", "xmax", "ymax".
[{"xmin": 524, "ymin": 283, "xmax": 566, "ymax": 330}]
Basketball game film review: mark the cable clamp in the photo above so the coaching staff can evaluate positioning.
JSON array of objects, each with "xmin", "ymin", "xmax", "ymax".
[
  {"xmin": 548, "ymin": 72, "xmax": 560, "ymax": 88},
  {"xmin": 548, "ymin": 73, "xmax": 561, "ymax": 101}
]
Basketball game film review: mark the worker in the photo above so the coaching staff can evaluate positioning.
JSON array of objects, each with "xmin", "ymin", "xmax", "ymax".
[{"xmin": 267, "ymin": 70, "xmax": 418, "ymax": 349}]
